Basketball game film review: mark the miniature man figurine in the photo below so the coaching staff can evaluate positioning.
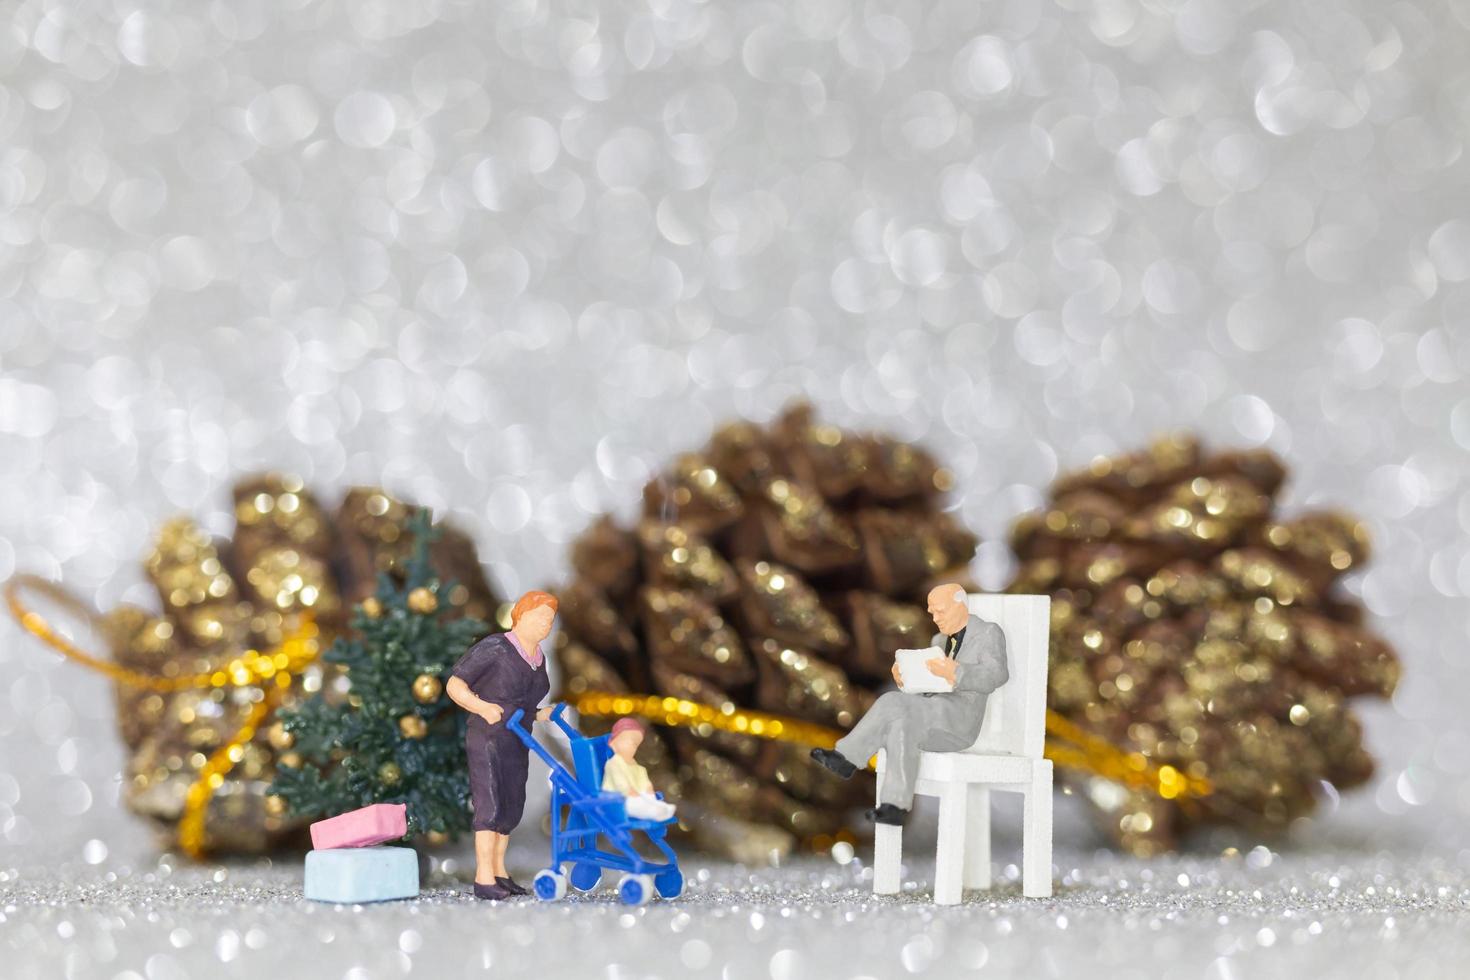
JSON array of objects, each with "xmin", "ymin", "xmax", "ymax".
[
  {"xmin": 601, "ymin": 718, "xmax": 676, "ymax": 822},
  {"xmin": 447, "ymin": 590, "xmax": 558, "ymax": 900},
  {"xmin": 810, "ymin": 584, "xmax": 1008, "ymax": 825}
]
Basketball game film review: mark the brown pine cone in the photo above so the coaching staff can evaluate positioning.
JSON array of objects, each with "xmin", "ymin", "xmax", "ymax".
[
  {"xmin": 551, "ymin": 402, "xmax": 970, "ymax": 860},
  {"xmin": 101, "ymin": 479, "xmax": 499, "ymax": 854},
  {"xmin": 1009, "ymin": 434, "xmax": 1399, "ymax": 855}
]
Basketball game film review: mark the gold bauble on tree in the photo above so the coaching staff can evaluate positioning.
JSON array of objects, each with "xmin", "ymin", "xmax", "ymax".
[
  {"xmin": 549, "ymin": 402, "xmax": 978, "ymax": 860},
  {"xmin": 361, "ymin": 596, "xmax": 383, "ymax": 619},
  {"xmin": 398, "ymin": 714, "xmax": 428, "ymax": 739},
  {"xmin": 407, "ymin": 587, "xmax": 438, "ymax": 614},
  {"xmin": 412, "ymin": 673, "xmax": 443, "ymax": 704},
  {"xmin": 266, "ymin": 722, "xmax": 294, "ymax": 751},
  {"xmin": 378, "ymin": 761, "xmax": 402, "ymax": 785},
  {"xmin": 1007, "ymin": 434, "xmax": 1400, "ymax": 855},
  {"xmin": 264, "ymin": 794, "xmax": 287, "ymax": 817}
]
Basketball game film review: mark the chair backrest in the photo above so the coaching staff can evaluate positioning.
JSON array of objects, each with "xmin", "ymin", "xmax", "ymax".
[{"xmin": 962, "ymin": 593, "xmax": 1050, "ymax": 759}]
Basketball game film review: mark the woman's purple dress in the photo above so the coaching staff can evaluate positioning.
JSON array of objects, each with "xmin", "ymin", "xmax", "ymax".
[{"xmin": 451, "ymin": 632, "xmax": 550, "ymax": 833}]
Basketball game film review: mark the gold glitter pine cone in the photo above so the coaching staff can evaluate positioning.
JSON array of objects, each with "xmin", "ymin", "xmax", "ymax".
[
  {"xmin": 550, "ymin": 402, "xmax": 977, "ymax": 861},
  {"xmin": 1007, "ymin": 434, "xmax": 1399, "ymax": 855},
  {"xmin": 101, "ymin": 477, "xmax": 500, "ymax": 854}
]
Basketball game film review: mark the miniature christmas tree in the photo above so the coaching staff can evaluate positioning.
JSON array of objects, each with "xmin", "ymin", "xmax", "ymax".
[{"xmin": 270, "ymin": 511, "xmax": 490, "ymax": 838}]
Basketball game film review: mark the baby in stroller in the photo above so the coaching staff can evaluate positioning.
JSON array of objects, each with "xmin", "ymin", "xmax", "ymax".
[{"xmin": 601, "ymin": 718, "xmax": 676, "ymax": 822}]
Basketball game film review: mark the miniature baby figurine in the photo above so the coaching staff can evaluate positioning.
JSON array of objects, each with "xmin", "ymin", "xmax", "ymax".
[
  {"xmin": 810, "ymin": 583, "xmax": 1008, "ymax": 825},
  {"xmin": 602, "ymin": 718, "xmax": 676, "ymax": 822},
  {"xmin": 447, "ymin": 590, "xmax": 558, "ymax": 901}
]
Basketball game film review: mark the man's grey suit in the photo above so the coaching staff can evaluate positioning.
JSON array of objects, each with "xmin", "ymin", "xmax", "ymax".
[{"xmin": 834, "ymin": 613, "xmax": 1009, "ymax": 809}]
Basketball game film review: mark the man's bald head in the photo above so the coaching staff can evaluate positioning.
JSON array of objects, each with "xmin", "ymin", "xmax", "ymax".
[{"xmin": 925, "ymin": 582, "xmax": 969, "ymax": 635}]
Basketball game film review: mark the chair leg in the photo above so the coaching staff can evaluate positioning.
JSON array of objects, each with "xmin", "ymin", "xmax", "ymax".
[
  {"xmin": 962, "ymin": 785, "xmax": 990, "ymax": 890},
  {"xmin": 1022, "ymin": 761, "xmax": 1053, "ymax": 898},
  {"xmin": 933, "ymin": 782, "xmax": 967, "ymax": 906},
  {"xmin": 873, "ymin": 754, "xmax": 901, "ymax": 896},
  {"xmin": 874, "ymin": 823, "xmax": 902, "ymax": 896}
]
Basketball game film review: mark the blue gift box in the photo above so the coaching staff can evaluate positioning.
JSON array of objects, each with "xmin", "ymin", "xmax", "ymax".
[{"xmin": 304, "ymin": 845, "xmax": 419, "ymax": 904}]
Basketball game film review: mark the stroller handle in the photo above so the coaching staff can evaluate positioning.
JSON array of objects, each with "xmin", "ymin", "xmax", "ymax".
[
  {"xmin": 506, "ymin": 702, "xmax": 581, "ymax": 750},
  {"xmin": 505, "ymin": 707, "xmax": 562, "ymax": 774},
  {"xmin": 506, "ymin": 707, "xmax": 527, "ymax": 735},
  {"xmin": 547, "ymin": 702, "xmax": 584, "ymax": 742}
]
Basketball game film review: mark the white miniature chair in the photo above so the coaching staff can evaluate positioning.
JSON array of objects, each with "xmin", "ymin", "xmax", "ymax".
[{"xmin": 872, "ymin": 593, "xmax": 1052, "ymax": 904}]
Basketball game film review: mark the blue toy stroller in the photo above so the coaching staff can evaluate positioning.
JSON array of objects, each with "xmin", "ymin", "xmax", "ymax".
[{"xmin": 506, "ymin": 704, "xmax": 683, "ymax": 905}]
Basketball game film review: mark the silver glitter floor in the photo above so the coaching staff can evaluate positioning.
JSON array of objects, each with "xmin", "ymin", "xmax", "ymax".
[
  {"xmin": 6, "ymin": 836, "xmax": 1469, "ymax": 980},
  {"xmin": 5, "ymin": 0, "xmax": 1470, "ymax": 976}
]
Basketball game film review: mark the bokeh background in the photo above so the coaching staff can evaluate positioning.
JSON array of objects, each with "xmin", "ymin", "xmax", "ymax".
[{"xmin": 1, "ymin": 0, "xmax": 1468, "ymax": 973}]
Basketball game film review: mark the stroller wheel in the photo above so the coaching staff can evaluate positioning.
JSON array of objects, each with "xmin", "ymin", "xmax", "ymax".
[
  {"xmin": 618, "ymin": 873, "xmax": 654, "ymax": 907},
  {"xmin": 654, "ymin": 868, "xmax": 684, "ymax": 899},
  {"xmin": 533, "ymin": 868, "xmax": 567, "ymax": 902},
  {"xmin": 570, "ymin": 862, "xmax": 602, "ymax": 892}
]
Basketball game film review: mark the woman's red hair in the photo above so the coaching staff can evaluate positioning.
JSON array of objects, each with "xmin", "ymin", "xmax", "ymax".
[{"xmin": 510, "ymin": 589, "xmax": 559, "ymax": 625}]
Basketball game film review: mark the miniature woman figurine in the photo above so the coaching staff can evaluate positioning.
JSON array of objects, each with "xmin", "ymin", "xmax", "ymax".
[
  {"xmin": 601, "ymin": 718, "xmax": 676, "ymax": 822},
  {"xmin": 447, "ymin": 590, "xmax": 557, "ymax": 900}
]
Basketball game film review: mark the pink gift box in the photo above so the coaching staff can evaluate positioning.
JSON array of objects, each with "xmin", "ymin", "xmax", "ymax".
[{"xmin": 310, "ymin": 803, "xmax": 408, "ymax": 850}]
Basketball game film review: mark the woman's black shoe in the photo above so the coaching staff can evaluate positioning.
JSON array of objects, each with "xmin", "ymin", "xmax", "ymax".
[
  {"xmin": 497, "ymin": 876, "xmax": 529, "ymax": 896},
  {"xmin": 473, "ymin": 881, "xmax": 511, "ymax": 901}
]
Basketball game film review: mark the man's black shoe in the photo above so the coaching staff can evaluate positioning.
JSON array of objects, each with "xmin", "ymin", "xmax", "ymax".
[
  {"xmin": 810, "ymin": 747, "xmax": 857, "ymax": 779},
  {"xmin": 865, "ymin": 803, "xmax": 908, "ymax": 826}
]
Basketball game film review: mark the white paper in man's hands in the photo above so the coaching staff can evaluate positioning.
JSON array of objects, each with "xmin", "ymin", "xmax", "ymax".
[{"xmin": 895, "ymin": 647, "xmax": 954, "ymax": 693}]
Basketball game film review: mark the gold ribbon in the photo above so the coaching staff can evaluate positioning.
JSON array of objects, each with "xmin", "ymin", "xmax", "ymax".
[
  {"xmin": 9, "ymin": 568, "xmax": 1209, "ymax": 858},
  {"xmin": 573, "ymin": 690, "xmax": 1212, "ymax": 803},
  {"xmin": 4, "ymin": 574, "xmax": 321, "ymax": 859}
]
